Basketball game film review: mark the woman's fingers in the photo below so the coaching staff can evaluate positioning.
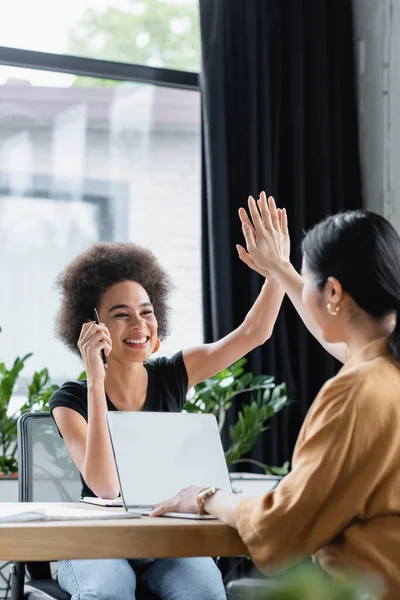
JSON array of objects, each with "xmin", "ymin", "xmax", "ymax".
[
  {"xmin": 79, "ymin": 322, "xmax": 109, "ymax": 347},
  {"xmin": 237, "ymin": 245, "xmax": 255, "ymax": 267},
  {"xmin": 247, "ymin": 196, "xmax": 264, "ymax": 234},
  {"xmin": 149, "ymin": 504, "xmax": 172, "ymax": 517},
  {"xmin": 79, "ymin": 328, "xmax": 112, "ymax": 356},
  {"xmin": 241, "ymin": 221, "xmax": 257, "ymax": 253},
  {"xmin": 281, "ymin": 207, "xmax": 289, "ymax": 235},
  {"xmin": 238, "ymin": 207, "xmax": 255, "ymax": 233},
  {"xmin": 78, "ymin": 321, "xmax": 95, "ymax": 345},
  {"xmin": 237, "ymin": 245, "xmax": 269, "ymax": 278},
  {"xmin": 79, "ymin": 331, "xmax": 111, "ymax": 354},
  {"xmin": 81, "ymin": 332, "xmax": 112, "ymax": 353},
  {"xmin": 267, "ymin": 196, "xmax": 280, "ymax": 231},
  {"xmin": 81, "ymin": 341, "xmax": 112, "ymax": 364},
  {"xmin": 257, "ymin": 192, "xmax": 274, "ymax": 232},
  {"xmin": 150, "ymin": 497, "xmax": 178, "ymax": 517},
  {"xmin": 275, "ymin": 205, "xmax": 289, "ymax": 236},
  {"xmin": 242, "ymin": 194, "xmax": 288, "ymax": 269}
]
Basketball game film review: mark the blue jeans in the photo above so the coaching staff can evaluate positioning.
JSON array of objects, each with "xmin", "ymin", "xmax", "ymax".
[{"xmin": 58, "ymin": 557, "xmax": 227, "ymax": 600}]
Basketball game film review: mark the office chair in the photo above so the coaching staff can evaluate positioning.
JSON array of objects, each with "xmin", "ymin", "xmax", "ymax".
[{"xmin": 11, "ymin": 411, "xmax": 160, "ymax": 600}]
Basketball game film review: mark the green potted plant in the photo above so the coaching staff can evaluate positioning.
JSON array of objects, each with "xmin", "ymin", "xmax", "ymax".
[
  {"xmin": 0, "ymin": 328, "xmax": 59, "ymax": 477},
  {"xmin": 1, "ymin": 325, "xmax": 290, "ymax": 479},
  {"xmin": 185, "ymin": 357, "xmax": 291, "ymax": 475}
]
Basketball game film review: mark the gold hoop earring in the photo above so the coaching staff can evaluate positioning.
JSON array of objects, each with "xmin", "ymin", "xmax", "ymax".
[
  {"xmin": 327, "ymin": 303, "xmax": 340, "ymax": 316},
  {"xmin": 152, "ymin": 338, "xmax": 161, "ymax": 354}
]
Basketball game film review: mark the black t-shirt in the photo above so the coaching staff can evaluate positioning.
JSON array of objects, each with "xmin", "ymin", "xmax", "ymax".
[{"xmin": 49, "ymin": 351, "xmax": 188, "ymax": 498}]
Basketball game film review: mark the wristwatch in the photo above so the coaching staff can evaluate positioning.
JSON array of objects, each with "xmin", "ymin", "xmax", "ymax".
[{"xmin": 196, "ymin": 486, "xmax": 219, "ymax": 515}]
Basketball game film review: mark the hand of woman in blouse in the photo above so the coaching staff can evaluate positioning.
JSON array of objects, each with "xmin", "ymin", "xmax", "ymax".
[
  {"xmin": 237, "ymin": 192, "xmax": 290, "ymax": 279},
  {"xmin": 150, "ymin": 485, "xmax": 203, "ymax": 517}
]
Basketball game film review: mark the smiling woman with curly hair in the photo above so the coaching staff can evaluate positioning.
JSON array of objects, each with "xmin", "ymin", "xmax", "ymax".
[
  {"xmin": 56, "ymin": 242, "xmax": 173, "ymax": 354},
  {"xmin": 48, "ymin": 224, "xmax": 290, "ymax": 600}
]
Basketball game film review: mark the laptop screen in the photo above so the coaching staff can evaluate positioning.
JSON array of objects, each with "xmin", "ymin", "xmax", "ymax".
[{"xmin": 106, "ymin": 412, "xmax": 231, "ymax": 508}]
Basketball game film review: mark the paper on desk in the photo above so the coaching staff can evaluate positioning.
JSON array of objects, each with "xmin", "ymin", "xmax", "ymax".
[
  {"xmin": 80, "ymin": 496, "xmax": 123, "ymax": 507},
  {"xmin": 0, "ymin": 504, "xmax": 140, "ymax": 523}
]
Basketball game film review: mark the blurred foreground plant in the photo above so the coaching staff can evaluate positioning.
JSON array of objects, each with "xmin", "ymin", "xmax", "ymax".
[{"xmin": 236, "ymin": 565, "xmax": 381, "ymax": 600}]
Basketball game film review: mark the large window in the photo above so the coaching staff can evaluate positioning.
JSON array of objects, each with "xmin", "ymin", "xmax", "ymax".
[
  {"xmin": 0, "ymin": 65, "xmax": 202, "ymax": 386},
  {"xmin": 0, "ymin": 0, "xmax": 200, "ymax": 72}
]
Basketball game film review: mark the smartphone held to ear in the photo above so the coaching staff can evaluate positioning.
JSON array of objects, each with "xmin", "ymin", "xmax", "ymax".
[{"xmin": 94, "ymin": 308, "xmax": 108, "ymax": 368}]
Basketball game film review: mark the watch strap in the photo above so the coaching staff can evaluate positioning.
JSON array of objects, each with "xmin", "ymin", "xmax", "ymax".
[{"xmin": 196, "ymin": 486, "xmax": 218, "ymax": 515}]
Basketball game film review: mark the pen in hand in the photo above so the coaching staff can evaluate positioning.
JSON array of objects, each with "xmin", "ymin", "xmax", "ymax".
[{"xmin": 94, "ymin": 308, "xmax": 108, "ymax": 368}]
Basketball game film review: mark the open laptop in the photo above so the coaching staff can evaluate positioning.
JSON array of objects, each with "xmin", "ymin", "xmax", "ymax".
[{"xmin": 106, "ymin": 412, "xmax": 232, "ymax": 519}]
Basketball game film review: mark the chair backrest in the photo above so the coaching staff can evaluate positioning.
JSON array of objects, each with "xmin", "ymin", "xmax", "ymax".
[
  {"xmin": 15, "ymin": 412, "xmax": 162, "ymax": 600},
  {"xmin": 17, "ymin": 412, "xmax": 82, "ymax": 502}
]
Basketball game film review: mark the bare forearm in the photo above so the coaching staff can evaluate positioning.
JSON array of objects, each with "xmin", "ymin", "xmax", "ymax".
[
  {"xmin": 84, "ymin": 381, "xmax": 119, "ymax": 498},
  {"xmin": 274, "ymin": 264, "xmax": 346, "ymax": 363},
  {"xmin": 183, "ymin": 279, "xmax": 285, "ymax": 388},
  {"xmin": 204, "ymin": 490, "xmax": 241, "ymax": 528},
  {"xmin": 242, "ymin": 279, "xmax": 285, "ymax": 343}
]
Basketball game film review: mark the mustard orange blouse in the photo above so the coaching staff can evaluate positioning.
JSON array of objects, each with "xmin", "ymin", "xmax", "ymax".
[{"xmin": 235, "ymin": 337, "xmax": 400, "ymax": 599}]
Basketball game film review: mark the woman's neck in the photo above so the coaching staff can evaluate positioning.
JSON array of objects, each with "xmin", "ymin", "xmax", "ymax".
[
  {"xmin": 346, "ymin": 312, "xmax": 396, "ymax": 356},
  {"xmin": 103, "ymin": 359, "xmax": 149, "ymax": 410}
]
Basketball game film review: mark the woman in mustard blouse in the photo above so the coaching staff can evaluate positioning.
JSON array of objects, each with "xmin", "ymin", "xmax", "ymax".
[{"xmin": 152, "ymin": 195, "xmax": 400, "ymax": 599}]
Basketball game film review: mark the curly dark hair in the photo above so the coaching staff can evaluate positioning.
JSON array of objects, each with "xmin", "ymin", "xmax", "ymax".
[{"xmin": 55, "ymin": 242, "xmax": 173, "ymax": 355}]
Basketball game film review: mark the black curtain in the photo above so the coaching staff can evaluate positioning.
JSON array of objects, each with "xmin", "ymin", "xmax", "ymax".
[{"xmin": 200, "ymin": 0, "xmax": 362, "ymax": 468}]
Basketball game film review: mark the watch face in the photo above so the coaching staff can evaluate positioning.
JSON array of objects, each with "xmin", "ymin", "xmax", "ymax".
[{"xmin": 199, "ymin": 486, "xmax": 214, "ymax": 498}]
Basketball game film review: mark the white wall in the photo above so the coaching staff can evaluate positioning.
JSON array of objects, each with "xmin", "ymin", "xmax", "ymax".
[{"xmin": 353, "ymin": 0, "xmax": 400, "ymax": 230}]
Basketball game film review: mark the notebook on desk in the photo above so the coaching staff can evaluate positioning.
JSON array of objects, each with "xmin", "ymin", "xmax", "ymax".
[
  {"xmin": 106, "ymin": 412, "xmax": 232, "ymax": 520},
  {"xmin": 0, "ymin": 503, "xmax": 139, "ymax": 523}
]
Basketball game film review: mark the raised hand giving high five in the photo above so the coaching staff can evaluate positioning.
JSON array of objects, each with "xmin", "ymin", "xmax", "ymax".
[{"xmin": 237, "ymin": 192, "xmax": 290, "ymax": 280}]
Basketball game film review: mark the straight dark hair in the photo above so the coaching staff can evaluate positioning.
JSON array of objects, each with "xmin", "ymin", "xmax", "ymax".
[{"xmin": 302, "ymin": 210, "xmax": 400, "ymax": 361}]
